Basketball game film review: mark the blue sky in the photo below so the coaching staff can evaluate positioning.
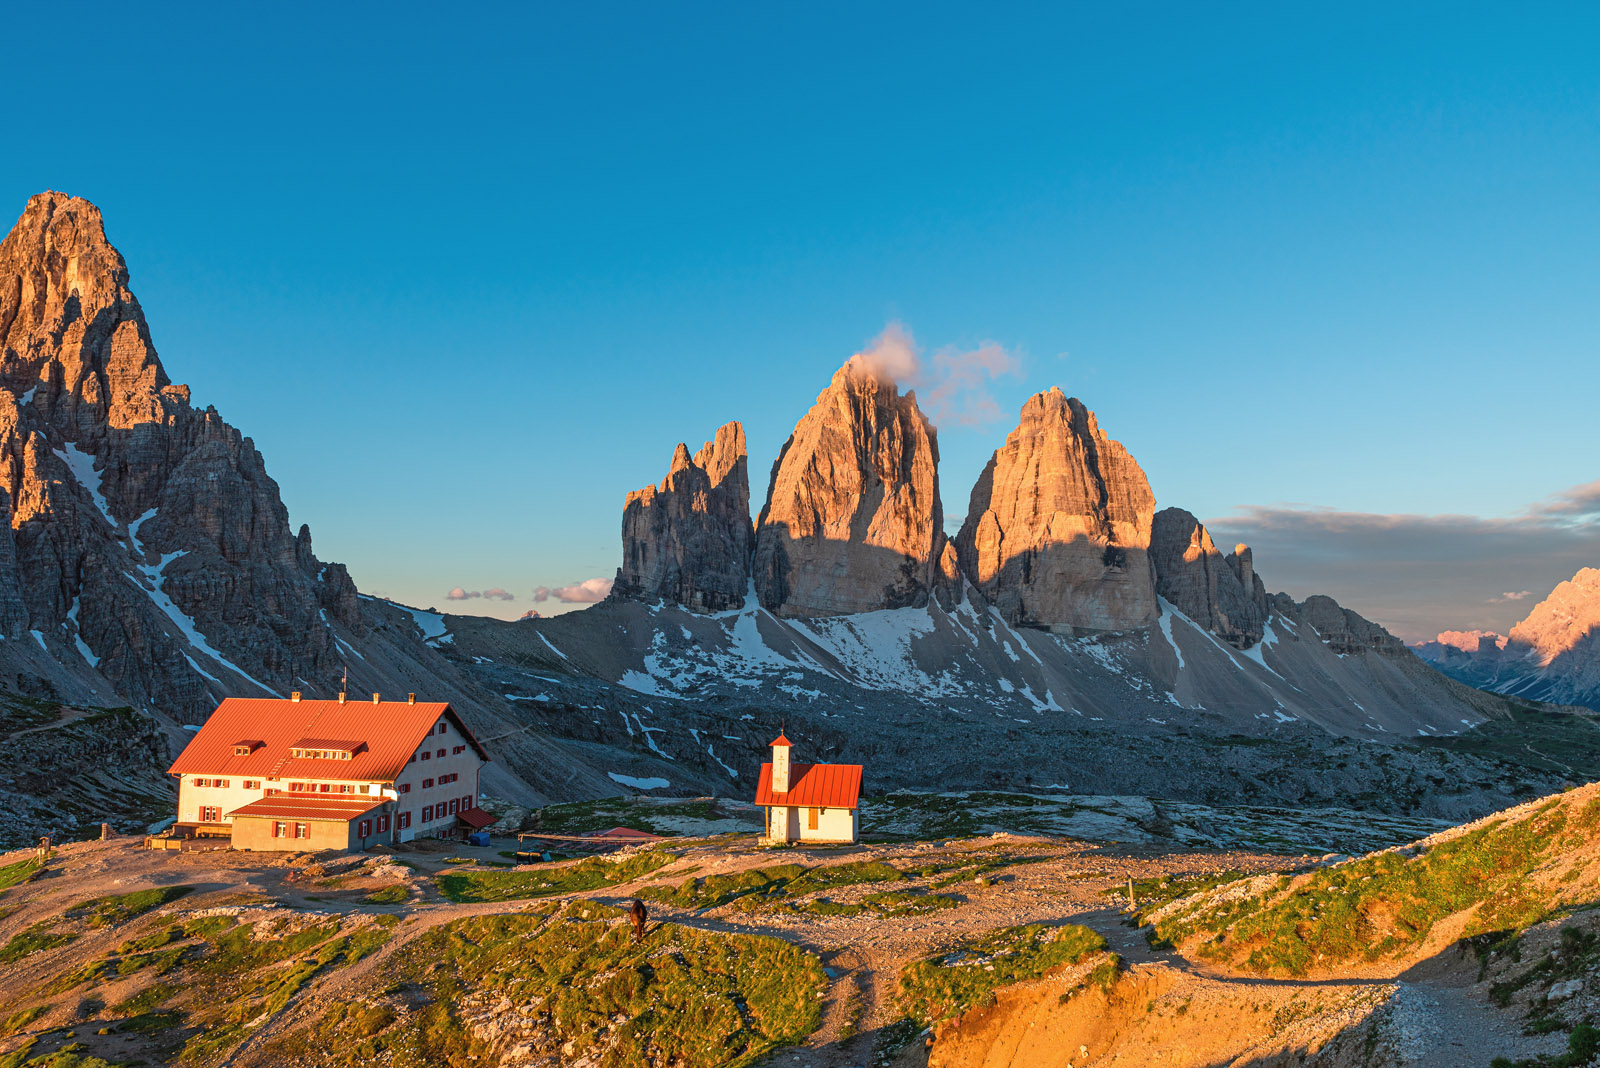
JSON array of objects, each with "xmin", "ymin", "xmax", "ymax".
[{"xmin": 6, "ymin": 2, "xmax": 1599, "ymax": 639}]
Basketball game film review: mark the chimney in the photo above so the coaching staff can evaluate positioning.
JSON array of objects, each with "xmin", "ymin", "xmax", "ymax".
[
  {"xmin": 372, "ymin": 693, "xmax": 381, "ymax": 704},
  {"xmin": 290, "ymin": 691, "xmax": 302, "ymax": 703},
  {"xmin": 407, "ymin": 693, "xmax": 416, "ymax": 704},
  {"xmin": 338, "ymin": 692, "xmax": 347, "ymax": 704},
  {"xmin": 770, "ymin": 733, "xmax": 792, "ymax": 794}
]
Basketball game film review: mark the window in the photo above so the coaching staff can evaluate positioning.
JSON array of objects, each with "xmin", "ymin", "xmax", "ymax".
[
  {"xmin": 398, "ymin": 812, "xmax": 411, "ymax": 829},
  {"xmin": 358, "ymin": 819, "xmax": 372, "ymax": 838},
  {"xmin": 358, "ymin": 784, "xmax": 369, "ymax": 794},
  {"xmin": 453, "ymin": 745, "xmax": 465, "ymax": 755},
  {"xmin": 273, "ymin": 822, "xmax": 287, "ymax": 838},
  {"xmin": 377, "ymin": 814, "xmax": 390, "ymax": 833},
  {"xmin": 217, "ymin": 779, "xmax": 229, "ymax": 788},
  {"xmin": 320, "ymin": 784, "xmax": 331, "ymax": 793},
  {"xmin": 420, "ymin": 751, "xmax": 430, "ymax": 761},
  {"xmin": 422, "ymin": 778, "xmax": 434, "ymax": 789},
  {"xmin": 200, "ymin": 806, "xmax": 221, "ymax": 822},
  {"xmin": 435, "ymin": 748, "xmax": 444, "ymax": 758},
  {"xmin": 461, "ymin": 794, "xmax": 472, "ymax": 811},
  {"xmin": 289, "ymin": 782, "xmax": 306, "ymax": 792},
  {"xmin": 194, "ymin": 778, "xmax": 209, "ymax": 788},
  {"xmin": 398, "ymin": 783, "xmax": 411, "ymax": 794},
  {"xmin": 423, "ymin": 805, "xmax": 433, "ymax": 821},
  {"xmin": 807, "ymin": 808, "xmax": 819, "ymax": 830},
  {"xmin": 437, "ymin": 723, "xmax": 447, "ymax": 735},
  {"xmin": 294, "ymin": 823, "xmax": 308, "ymax": 839},
  {"xmin": 337, "ymin": 784, "xmax": 354, "ymax": 794},
  {"xmin": 448, "ymin": 799, "xmax": 459, "ymax": 815},
  {"xmin": 243, "ymin": 780, "xmax": 261, "ymax": 790}
]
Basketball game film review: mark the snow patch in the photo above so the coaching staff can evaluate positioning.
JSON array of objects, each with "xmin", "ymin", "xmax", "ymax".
[
  {"xmin": 54, "ymin": 443, "xmax": 115, "ymax": 527},
  {"xmin": 608, "ymin": 772, "xmax": 670, "ymax": 790}
]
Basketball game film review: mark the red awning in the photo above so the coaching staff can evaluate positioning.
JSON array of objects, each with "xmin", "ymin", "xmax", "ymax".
[
  {"xmin": 753, "ymin": 762, "xmax": 862, "ymax": 809},
  {"xmin": 456, "ymin": 807, "xmax": 497, "ymax": 829}
]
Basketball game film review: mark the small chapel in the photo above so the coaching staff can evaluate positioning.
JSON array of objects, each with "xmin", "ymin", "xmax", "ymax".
[{"xmin": 752, "ymin": 733, "xmax": 862, "ymax": 844}]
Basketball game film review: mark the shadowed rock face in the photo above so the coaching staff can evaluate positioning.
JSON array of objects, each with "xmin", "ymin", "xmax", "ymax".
[
  {"xmin": 0, "ymin": 192, "xmax": 365, "ymax": 714},
  {"xmin": 956, "ymin": 388, "xmax": 1155, "ymax": 633},
  {"xmin": 1150, "ymin": 508, "xmax": 1268, "ymax": 648},
  {"xmin": 753, "ymin": 356, "xmax": 944, "ymax": 617},
  {"xmin": 612, "ymin": 421, "xmax": 754, "ymax": 612}
]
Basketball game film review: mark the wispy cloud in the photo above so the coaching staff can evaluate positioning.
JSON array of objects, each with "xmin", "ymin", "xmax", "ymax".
[
  {"xmin": 850, "ymin": 322, "xmax": 1023, "ymax": 428},
  {"xmin": 1206, "ymin": 481, "xmax": 1600, "ymax": 642},
  {"xmin": 533, "ymin": 577, "xmax": 614, "ymax": 604},
  {"xmin": 447, "ymin": 586, "xmax": 516, "ymax": 602}
]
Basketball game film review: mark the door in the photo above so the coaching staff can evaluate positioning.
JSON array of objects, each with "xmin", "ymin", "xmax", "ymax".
[{"xmin": 807, "ymin": 807, "xmax": 819, "ymax": 831}]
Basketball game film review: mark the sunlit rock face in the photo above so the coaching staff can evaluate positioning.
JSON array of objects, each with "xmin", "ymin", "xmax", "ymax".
[
  {"xmin": 1510, "ymin": 569, "xmax": 1600, "ymax": 667},
  {"xmin": 955, "ymin": 388, "xmax": 1156, "ymax": 634},
  {"xmin": 612, "ymin": 421, "xmax": 754, "ymax": 613},
  {"xmin": 753, "ymin": 356, "xmax": 944, "ymax": 617},
  {"xmin": 0, "ymin": 191, "xmax": 360, "ymax": 714},
  {"xmin": 1150, "ymin": 508, "xmax": 1267, "ymax": 648}
]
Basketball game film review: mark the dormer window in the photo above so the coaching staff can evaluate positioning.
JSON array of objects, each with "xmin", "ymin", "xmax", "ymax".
[
  {"xmin": 232, "ymin": 740, "xmax": 264, "ymax": 756},
  {"xmin": 288, "ymin": 738, "xmax": 365, "ymax": 760}
]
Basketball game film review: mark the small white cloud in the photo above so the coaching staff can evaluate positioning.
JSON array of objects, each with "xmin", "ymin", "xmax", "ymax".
[
  {"xmin": 483, "ymin": 588, "xmax": 515, "ymax": 601},
  {"xmin": 446, "ymin": 587, "xmax": 480, "ymax": 600},
  {"xmin": 533, "ymin": 577, "xmax": 613, "ymax": 604}
]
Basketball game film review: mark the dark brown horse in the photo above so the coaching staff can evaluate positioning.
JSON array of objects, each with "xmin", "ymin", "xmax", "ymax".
[{"xmin": 629, "ymin": 898, "xmax": 648, "ymax": 944}]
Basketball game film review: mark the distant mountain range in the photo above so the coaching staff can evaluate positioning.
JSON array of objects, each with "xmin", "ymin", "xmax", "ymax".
[
  {"xmin": 0, "ymin": 191, "xmax": 1586, "ymax": 842},
  {"xmin": 1414, "ymin": 568, "xmax": 1600, "ymax": 711}
]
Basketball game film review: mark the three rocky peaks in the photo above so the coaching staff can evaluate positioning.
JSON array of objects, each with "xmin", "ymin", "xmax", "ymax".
[{"xmin": 614, "ymin": 345, "xmax": 1378, "ymax": 653}]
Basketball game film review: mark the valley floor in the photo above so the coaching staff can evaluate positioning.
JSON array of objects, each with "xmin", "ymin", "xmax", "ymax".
[{"xmin": 0, "ymin": 816, "xmax": 1588, "ymax": 1068}]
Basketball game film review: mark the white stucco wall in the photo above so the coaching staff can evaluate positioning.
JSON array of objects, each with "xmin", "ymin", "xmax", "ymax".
[
  {"xmin": 391, "ymin": 715, "xmax": 483, "ymax": 842},
  {"xmin": 764, "ymin": 805, "xmax": 856, "ymax": 843}
]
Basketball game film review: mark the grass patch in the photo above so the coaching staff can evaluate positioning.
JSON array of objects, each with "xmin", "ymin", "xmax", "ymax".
[
  {"xmin": 639, "ymin": 860, "xmax": 910, "ymax": 916},
  {"xmin": 362, "ymin": 885, "xmax": 410, "ymax": 905},
  {"xmin": 0, "ymin": 922, "xmax": 76, "ymax": 964},
  {"xmin": 898, "ymin": 924, "xmax": 1108, "ymax": 1026},
  {"xmin": 69, "ymin": 886, "xmax": 193, "ymax": 928},
  {"xmin": 0, "ymin": 858, "xmax": 46, "ymax": 893},
  {"xmin": 1151, "ymin": 795, "xmax": 1591, "ymax": 976},
  {"xmin": 262, "ymin": 901, "xmax": 824, "ymax": 1068},
  {"xmin": 436, "ymin": 850, "xmax": 671, "ymax": 903},
  {"xmin": 1, "ymin": 1006, "xmax": 46, "ymax": 1037}
]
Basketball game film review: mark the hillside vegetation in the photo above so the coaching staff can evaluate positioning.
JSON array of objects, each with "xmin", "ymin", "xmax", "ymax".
[{"xmin": 1144, "ymin": 781, "xmax": 1600, "ymax": 976}]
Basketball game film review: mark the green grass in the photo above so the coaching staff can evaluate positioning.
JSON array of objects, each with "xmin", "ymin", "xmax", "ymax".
[
  {"xmin": 771, "ymin": 891, "xmax": 960, "ymax": 918},
  {"xmin": 0, "ymin": 858, "xmax": 46, "ymax": 893},
  {"xmin": 436, "ymin": 850, "xmax": 671, "ymax": 902},
  {"xmin": 639, "ymin": 864, "xmax": 806, "ymax": 910},
  {"xmin": 258, "ymin": 900, "xmax": 826, "ymax": 1068},
  {"xmin": 0, "ymin": 923, "xmax": 77, "ymax": 964},
  {"xmin": 522, "ymin": 796, "xmax": 723, "ymax": 836},
  {"xmin": 361, "ymin": 885, "xmax": 410, "ymax": 905},
  {"xmin": 898, "ymin": 924, "xmax": 1109, "ymax": 1026},
  {"xmin": 1124, "ymin": 870, "xmax": 1253, "ymax": 918},
  {"xmin": 0, "ymin": 1007, "xmax": 46, "ymax": 1037},
  {"xmin": 1151, "ymin": 795, "xmax": 1597, "ymax": 976},
  {"xmin": 69, "ymin": 886, "xmax": 193, "ymax": 927},
  {"xmin": 639, "ymin": 860, "xmax": 910, "ymax": 916}
]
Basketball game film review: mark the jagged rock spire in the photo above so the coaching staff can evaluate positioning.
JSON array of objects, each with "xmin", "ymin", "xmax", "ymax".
[
  {"xmin": 612, "ymin": 421, "xmax": 754, "ymax": 612},
  {"xmin": 754, "ymin": 356, "xmax": 945, "ymax": 617},
  {"xmin": 956, "ymin": 388, "xmax": 1156, "ymax": 633}
]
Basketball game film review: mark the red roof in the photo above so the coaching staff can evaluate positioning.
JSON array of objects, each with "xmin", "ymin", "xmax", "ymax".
[
  {"xmin": 590, "ymin": 826, "xmax": 663, "ymax": 841},
  {"xmin": 169, "ymin": 698, "xmax": 489, "ymax": 781},
  {"xmin": 753, "ymin": 762, "xmax": 862, "ymax": 809},
  {"xmin": 229, "ymin": 795, "xmax": 388, "ymax": 822},
  {"xmin": 770, "ymin": 733, "xmax": 793, "ymax": 747},
  {"xmin": 456, "ymin": 807, "xmax": 497, "ymax": 829}
]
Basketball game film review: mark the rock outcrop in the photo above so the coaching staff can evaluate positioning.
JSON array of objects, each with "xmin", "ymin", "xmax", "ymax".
[
  {"xmin": 612, "ymin": 421, "xmax": 754, "ymax": 612},
  {"xmin": 0, "ymin": 191, "xmax": 364, "ymax": 715},
  {"xmin": 955, "ymin": 389, "xmax": 1156, "ymax": 633},
  {"xmin": 753, "ymin": 356, "xmax": 943, "ymax": 617},
  {"xmin": 1275, "ymin": 593, "xmax": 1409, "ymax": 658},
  {"xmin": 1150, "ymin": 508, "xmax": 1266, "ymax": 648}
]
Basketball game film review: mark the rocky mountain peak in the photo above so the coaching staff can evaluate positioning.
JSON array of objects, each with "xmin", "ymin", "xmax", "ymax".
[
  {"xmin": 1150, "ymin": 508, "xmax": 1267, "ymax": 648},
  {"xmin": 955, "ymin": 389, "xmax": 1156, "ymax": 633},
  {"xmin": 753, "ymin": 357, "xmax": 943, "ymax": 617},
  {"xmin": 1509, "ymin": 567, "xmax": 1600, "ymax": 667},
  {"xmin": 613, "ymin": 420, "xmax": 754, "ymax": 613}
]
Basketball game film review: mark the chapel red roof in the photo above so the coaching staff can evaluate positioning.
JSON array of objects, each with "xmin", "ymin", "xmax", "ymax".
[
  {"xmin": 753, "ymin": 762, "xmax": 862, "ymax": 809},
  {"xmin": 770, "ymin": 733, "xmax": 793, "ymax": 747},
  {"xmin": 169, "ymin": 698, "xmax": 489, "ymax": 781},
  {"xmin": 228, "ymin": 795, "xmax": 388, "ymax": 822}
]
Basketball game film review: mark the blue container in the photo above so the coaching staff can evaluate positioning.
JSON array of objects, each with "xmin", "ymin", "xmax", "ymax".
[{"xmin": 468, "ymin": 831, "xmax": 491, "ymax": 847}]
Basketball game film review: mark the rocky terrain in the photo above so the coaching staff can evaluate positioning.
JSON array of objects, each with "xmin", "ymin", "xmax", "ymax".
[
  {"xmin": 0, "ymin": 192, "xmax": 611, "ymax": 838},
  {"xmin": 1417, "ymin": 567, "xmax": 1600, "ymax": 711},
  {"xmin": 1, "ymin": 782, "xmax": 1597, "ymax": 1067}
]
